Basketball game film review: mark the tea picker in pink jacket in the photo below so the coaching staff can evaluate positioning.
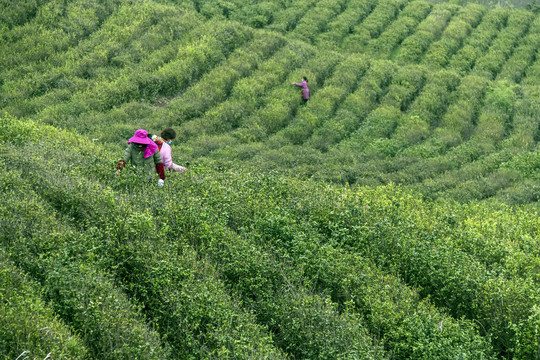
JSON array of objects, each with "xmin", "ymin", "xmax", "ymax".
[
  {"xmin": 151, "ymin": 128, "xmax": 187, "ymax": 173},
  {"xmin": 292, "ymin": 76, "xmax": 309, "ymax": 104}
]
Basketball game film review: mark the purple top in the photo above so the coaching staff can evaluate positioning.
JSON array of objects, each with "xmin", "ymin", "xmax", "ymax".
[
  {"xmin": 295, "ymin": 80, "xmax": 310, "ymax": 99},
  {"xmin": 159, "ymin": 142, "xmax": 186, "ymax": 172}
]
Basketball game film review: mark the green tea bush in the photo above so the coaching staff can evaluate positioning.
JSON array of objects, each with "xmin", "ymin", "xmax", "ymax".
[
  {"xmin": 1, "ymin": 0, "xmax": 121, "ymax": 75},
  {"xmin": 380, "ymin": 64, "xmax": 427, "ymax": 111},
  {"xmin": 158, "ymin": 169, "xmax": 493, "ymax": 359},
  {"xmin": 473, "ymin": 9, "xmax": 534, "ymax": 79},
  {"xmin": 180, "ymin": 170, "xmax": 496, "ymax": 359},
  {"xmin": 408, "ymin": 69, "xmax": 461, "ymax": 126},
  {"xmin": 500, "ymin": 150, "xmax": 540, "ymax": 179},
  {"xmin": 383, "ymin": 74, "xmax": 490, "ymax": 188},
  {"xmin": 448, "ymin": 6, "xmax": 508, "ymax": 70},
  {"xmin": 0, "ymin": 113, "xmax": 500, "ymax": 358},
  {"xmin": 74, "ymin": 21, "xmax": 251, "ymax": 111},
  {"xmin": 522, "ymin": 50, "xmax": 540, "ymax": 86},
  {"xmin": 189, "ymin": 221, "xmax": 383, "ymax": 359},
  {"xmin": 0, "ymin": 252, "xmax": 89, "ymax": 360},
  {"xmin": 4, "ymin": 1, "xmax": 201, "ymax": 120},
  {"xmin": 394, "ymin": 3, "xmax": 458, "ymax": 64},
  {"xmin": 497, "ymin": 179, "xmax": 540, "ymax": 206},
  {"xmin": 497, "ymin": 14, "xmax": 540, "ymax": 83},
  {"xmin": 229, "ymin": 1, "xmax": 283, "ymax": 28},
  {"xmin": 290, "ymin": 0, "xmax": 347, "ymax": 44},
  {"xmin": 266, "ymin": 0, "xmax": 318, "ymax": 33},
  {"xmin": 366, "ymin": 0, "xmax": 432, "ymax": 59},
  {"xmin": 44, "ymin": 263, "xmax": 172, "ymax": 360},
  {"xmin": 511, "ymin": 305, "xmax": 540, "ymax": 359},
  {"xmin": 0, "ymin": 0, "xmax": 45, "ymax": 29},
  {"xmin": 315, "ymin": 0, "xmax": 377, "ymax": 50},
  {"xmin": 248, "ymin": 97, "xmax": 294, "ymax": 137},
  {"xmin": 104, "ymin": 235, "xmax": 287, "ymax": 359},
  {"xmin": 358, "ymin": 0, "xmax": 408, "ymax": 38},
  {"xmin": 179, "ymin": 41, "xmax": 314, "ymax": 142},
  {"xmin": 13, "ymin": 142, "xmax": 382, "ymax": 359},
  {"xmin": 363, "ymin": 138, "xmax": 403, "ymax": 158},
  {"xmin": 238, "ymin": 50, "xmax": 342, "ymax": 144},
  {"xmin": 436, "ymin": 74, "xmax": 490, "ymax": 143},
  {"xmin": 0, "ymin": 119, "xmax": 287, "ymax": 359},
  {"xmin": 282, "ymin": 54, "xmax": 370, "ymax": 145},
  {"xmin": 341, "ymin": 105, "xmax": 402, "ymax": 152},
  {"xmin": 297, "ymin": 185, "xmax": 540, "ymax": 357},
  {"xmin": 0, "ymin": 168, "xmax": 170, "ymax": 359},
  {"xmin": 421, "ymin": 4, "xmax": 486, "ymax": 68},
  {"xmin": 508, "ymin": 84, "xmax": 540, "ymax": 148},
  {"xmin": 475, "ymin": 80, "xmax": 517, "ymax": 139},
  {"xmin": 393, "ymin": 115, "xmax": 430, "ymax": 145},
  {"xmin": 166, "ymin": 31, "xmax": 286, "ymax": 123},
  {"xmin": 154, "ymin": 23, "xmax": 253, "ymax": 96},
  {"xmin": 341, "ymin": 0, "xmax": 407, "ymax": 53},
  {"xmin": 428, "ymin": 150, "xmax": 516, "ymax": 200},
  {"xmin": 310, "ymin": 59, "xmax": 396, "ymax": 151}
]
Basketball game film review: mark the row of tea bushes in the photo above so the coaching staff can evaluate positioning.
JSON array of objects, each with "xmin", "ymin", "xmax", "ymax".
[
  {"xmin": 394, "ymin": 3, "xmax": 459, "ymax": 64},
  {"xmin": 447, "ymin": 7, "xmax": 508, "ymax": 75},
  {"xmin": 279, "ymin": 54, "xmax": 371, "ymax": 145},
  {"xmin": 364, "ymin": 0, "xmax": 432, "ymax": 59},
  {"xmin": 0, "ymin": 165, "xmax": 170, "ymax": 359},
  {"xmin": 315, "ymin": 0, "xmax": 378, "ymax": 51},
  {"xmin": 0, "ymin": 249, "xmax": 88, "ymax": 359},
  {"xmin": 240, "ymin": 51, "xmax": 342, "ymax": 138},
  {"xmin": 0, "ymin": 116, "xmax": 385, "ymax": 359},
  {"xmin": 341, "ymin": 0, "xmax": 408, "ymax": 53},
  {"xmin": 163, "ymin": 31, "xmax": 288, "ymax": 123},
  {"xmin": 407, "ymin": 83, "xmax": 539, "ymax": 205},
  {"xmin": 1, "ymin": 113, "xmax": 502, "ymax": 358},
  {"xmin": 288, "ymin": 0, "xmax": 348, "ymax": 44},
  {"xmin": 283, "ymin": 183, "xmax": 539, "ymax": 358},
  {"xmin": 0, "ymin": 0, "xmax": 47, "ymax": 29},
  {"xmin": 265, "ymin": 0, "xmax": 319, "ymax": 33},
  {"xmin": 317, "ymin": 67, "xmax": 458, "ymax": 179},
  {"xmin": 0, "ymin": 0, "xmax": 122, "ymax": 77},
  {"xmin": 0, "ymin": 115, "xmax": 289, "ymax": 359},
  {"xmin": 310, "ymin": 61, "xmax": 424, "ymax": 157},
  {"xmin": 367, "ymin": 78, "xmax": 514, "ymax": 188},
  {"xmin": 420, "ymin": 3, "xmax": 486, "ymax": 69},
  {"xmin": 180, "ymin": 172, "xmax": 495, "ymax": 359},
  {"xmin": 175, "ymin": 40, "xmax": 317, "ymax": 147},
  {"xmin": 3, "ymin": 1, "xmax": 203, "ymax": 118},
  {"xmin": 30, "ymin": 19, "xmax": 252, "ymax": 136},
  {"xmin": 472, "ymin": 9, "xmax": 535, "ymax": 79},
  {"xmin": 496, "ymin": 13, "xmax": 540, "ymax": 83}
]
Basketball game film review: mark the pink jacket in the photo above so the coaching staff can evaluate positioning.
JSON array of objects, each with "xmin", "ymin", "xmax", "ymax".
[
  {"xmin": 159, "ymin": 142, "xmax": 186, "ymax": 172},
  {"xmin": 295, "ymin": 80, "xmax": 310, "ymax": 99}
]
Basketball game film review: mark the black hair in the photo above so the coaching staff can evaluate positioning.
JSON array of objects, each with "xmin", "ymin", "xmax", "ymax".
[
  {"xmin": 161, "ymin": 127, "xmax": 177, "ymax": 141},
  {"xmin": 302, "ymin": 76, "xmax": 308, "ymax": 82}
]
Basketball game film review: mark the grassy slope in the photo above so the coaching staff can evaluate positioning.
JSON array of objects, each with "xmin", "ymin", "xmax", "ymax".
[{"xmin": 1, "ymin": 0, "xmax": 539, "ymax": 358}]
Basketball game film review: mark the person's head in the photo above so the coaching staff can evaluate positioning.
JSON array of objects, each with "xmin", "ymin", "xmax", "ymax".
[
  {"xmin": 128, "ymin": 129, "xmax": 156, "ymax": 156},
  {"xmin": 129, "ymin": 129, "xmax": 150, "ymax": 149},
  {"xmin": 302, "ymin": 76, "xmax": 308, "ymax": 82},
  {"xmin": 160, "ymin": 128, "xmax": 176, "ymax": 142}
]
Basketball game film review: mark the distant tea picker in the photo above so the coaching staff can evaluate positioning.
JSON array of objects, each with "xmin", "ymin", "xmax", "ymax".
[
  {"xmin": 292, "ymin": 76, "xmax": 309, "ymax": 104},
  {"xmin": 116, "ymin": 129, "xmax": 166, "ymax": 186}
]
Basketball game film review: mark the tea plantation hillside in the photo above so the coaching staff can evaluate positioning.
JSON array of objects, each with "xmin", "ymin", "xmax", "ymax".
[{"xmin": 0, "ymin": 0, "xmax": 539, "ymax": 359}]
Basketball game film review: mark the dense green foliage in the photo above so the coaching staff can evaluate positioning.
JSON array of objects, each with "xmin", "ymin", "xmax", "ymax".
[{"xmin": 1, "ymin": 0, "xmax": 539, "ymax": 359}]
